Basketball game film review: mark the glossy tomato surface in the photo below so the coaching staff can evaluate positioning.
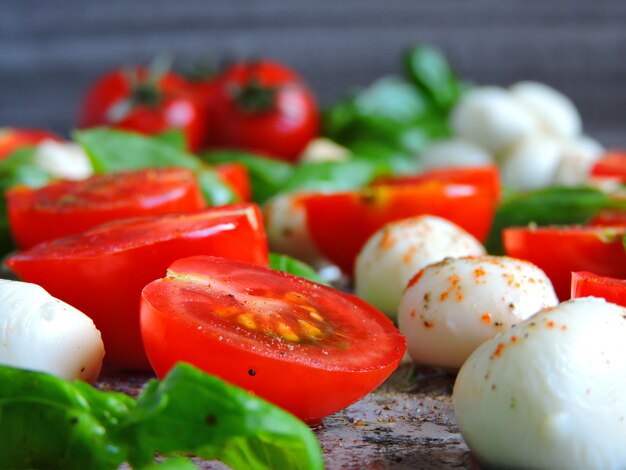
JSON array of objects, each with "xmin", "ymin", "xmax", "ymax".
[
  {"xmin": 214, "ymin": 162, "xmax": 251, "ymax": 201},
  {"xmin": 0, "ymin": 128, "xmax": 62, "ymax": 159},
  {"xmin": 304, "ymin": 181, "xmax": 496, "ymax": 274},
  {"xmin": 7, "ymin": 167, "xmax": 205, "ymax": 249},
  {"xmin": 503, "ymin": 226, "xmax": 626, "ymax": 301},
  {"xmin": 6, "ymin": 204, "xmax": 269, "ymax": 370},
  {"xmin": 591, "ymin": 152, "xmax": 626, "ymax": 183},
  {"xmin": 78, "ymin": 67, "xmax": 206, "ymax": 152},
  {"xmin": 210, "ymin": 60, "xmax": 319, "ymax": 161},
  {"xmin": 141, "ymin": 255, "xmax": 405, "ymax": 423},
  {"xmin": 571, "ymin": 271, "xmax": 626, "ymax": 307}
]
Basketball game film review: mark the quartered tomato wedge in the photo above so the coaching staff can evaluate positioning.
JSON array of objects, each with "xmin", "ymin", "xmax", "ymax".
[
  {"xmin": 591, "ymin": 152, "xmax": 626, "ymax": 183},
  {"xmin": 214, "ymin": 162, "xmax": 251, "ymax": 201},
  {"xmin": 140, "ymin": 255, "xmax": 406, "ymax": 423},
  {"xmin": 373, "ymin": 165, "xmax": 502, "ymax": 202},
  {"xmin": 304, "ymin": 181, "xmax": 496, "ymax": 274},
  {"xmin": 571, "ymin": 271, "xmax": 626, "ymax": 307},
  {"xmin": 7, "ymin": 167, "xmax": 205, "ymax": 249},
  {"xmin": 6, "ymin": 204, "xmax": 269, "ymax": 370},
  {"xmin": 503, "ymin": 225, "xmax": 626, "ymax": 301}
]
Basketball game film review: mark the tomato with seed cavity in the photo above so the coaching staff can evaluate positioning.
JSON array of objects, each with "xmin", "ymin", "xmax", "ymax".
[
  {"xmin": 503, "ymin": 225, "xmax": 626, "ymax": 301},
  {"xmin": 303, "ymin": 181, "xmax": 496, "ymax": 275},
  {"xmin": 7, "ymin": 167, "xmax": 205, "ymax": 249},
  {"xmin": 214, "ymin": 162, "xmax": 251, "ymax": 201},
  {"xmin": 591, "ymin": 152, "xmax": 626, "ymax": 183},
  {"xmin": 140, "ymin": 255, "xmax": 405, "ymax": 423},
  {"xmin": 571, "ymin": 271, "xmax": 626, "ymax": 307},
  {"xmin": 6, "ymin": 204, "xmax": 269, "ymax": 370},
  {"xmin": 0, "ymin": 128, "xmax": 62, "ymax": 160}
]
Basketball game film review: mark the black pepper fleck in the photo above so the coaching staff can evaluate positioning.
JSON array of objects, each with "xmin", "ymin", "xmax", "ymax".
[{"xmin": 248, "ymin": 369, "xmax": 256, "ymax": 376}]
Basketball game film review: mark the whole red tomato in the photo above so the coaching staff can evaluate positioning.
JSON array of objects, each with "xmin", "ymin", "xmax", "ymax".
[
  {"xmin": 0, "ymin": 128, "xmax": 62, "ymax": 160},
  {"xmin": 209, "ymin": 60, "xmax": 319, "ymax": 162},
  {"xmin": 77, "ymin": 67, "xmax": 207, "ymax": 153}
]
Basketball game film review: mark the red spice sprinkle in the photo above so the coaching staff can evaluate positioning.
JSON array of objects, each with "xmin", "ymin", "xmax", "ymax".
[
  {"xmin": 406, "ymin": 270, "xmax": 424, "ymax": 289},
  {"xmin": 510, "ymin": 336, "xmax": 518, "ymax": 343},
  {"xmin": 481, "ymin": 313, "xmax": 492, "ymax": 324},
  {"xmin": 490, "ymin": 342, "xmax": 506, "ymax": 359},
  {"xmin": 423, "ymin": 320, "xmax": 435, "ymax": 329},
  {"xmin": 379, "ymin": 229, "xmax": 396, "ymax": 249},
  {"xmin": 473, "ymin": 268, "xmax": 487, "ymax": 282},
  {"xmin": 561, "ymin": 325, "xmax": 568, "ymax": 331},
  {"xmin": 439, "ymin": 292, "xmax": 449, "ymax": 301},
  {"xmin": 456, "ymin": 291, "xmax": 463, "ymax": 302},
  {"xmin": 546, "ymin": 320, "xmax": 555, "ymax": 328},
  {"xmin": 410, "ymin": 309, "xmax": 416, "ymax": 318}
]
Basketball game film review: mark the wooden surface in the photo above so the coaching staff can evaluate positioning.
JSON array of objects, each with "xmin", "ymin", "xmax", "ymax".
[{"xmin": 2, "ymin": 0, "xmax": 626, "ymax": 147}]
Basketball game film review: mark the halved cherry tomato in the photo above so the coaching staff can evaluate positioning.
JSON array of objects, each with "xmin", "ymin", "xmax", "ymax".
[
  {"xmin": 304, "ymin": 181, "xmax": 496, "ymax": 274},
  {"xmin": 0, "ymin": 128, "xmax": 62, "ymax": 160},
  {"xmin": 6, "ymin": 204, "xmax": 269, "ymax": 370},
  {"xmin": 373, "ymin": 165, "xmax": 502, "ymax": 202},
  {"xmin": 78, "ymin": 67, "xmax": 206, "ymax": 152},
  {"xmin": 591, "ymin": 152, "xmax": 626, "ymax": 183},
  {"xmin": 503, "ymin": 226, "xmax": 626, "ymax": 301},
  {"xmin": 7, "ymin": 167, "xmax": 205, "ymax": 249},
  {"xmin": 210, "ymin": 60, "xmax": 319, "ymax": 161},
  {"xmin": 140, "ymin": 255, "xmax": 405, "ymax": 423},
  {"xmin": 214, "ymin": 162, "xmax": 251, "ymax": 201},
  {"xmin": 589, "ymin": 208, "xmax": 626, "ymax": 227},
  {"xmin": 571, "ymin": 271, "xmax": 626, "ymax": 307}
]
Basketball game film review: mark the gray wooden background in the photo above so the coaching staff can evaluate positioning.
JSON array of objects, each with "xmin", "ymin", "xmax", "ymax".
[{"xmin": 2, "ymin": 0, "xmax": 625, "ymax": 147}]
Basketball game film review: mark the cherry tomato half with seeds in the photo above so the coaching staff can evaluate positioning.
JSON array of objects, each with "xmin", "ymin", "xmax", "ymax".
[
  {"xmin": 141, "ymin": 255, "xmax": 405, "ymax": 423},
  {"xmin": 571, "ymin": 271, "xmax": 626, "ymax": 308},
  {"xmin": 0, "ymin": 128, "xmax": 62, "ymax": 160},
  {"xmin": 7, "ymin": 167, "xmax": 205, "ymax": 249},
  {"xmin": 6, "ymin": 204, "xmax": 269, "ymax": 370},
  {"xmin": 210, "ymin": 60, "xmax": 319, "ymax": 161},
  {"xmin": 304, "ymin": 181, "xmax": 496, "ymax": 275},
  {"xmin": 503, "ymin": 225, "xmax": 626, "ymax": 301},
  {"xmin": 78, "ymin": 67, "xmax": 207, "ymax": 152}
]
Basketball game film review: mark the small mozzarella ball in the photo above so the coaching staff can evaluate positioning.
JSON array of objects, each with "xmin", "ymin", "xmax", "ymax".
[
  {"xmin": 355, "ymin": 216, "xmax": 485, "ymax": 320},
  {"xmin": 451, "ymin": 87, "xmax": 539, "ymax": 154},
  {"xmin": 398, "ymin": 256, "xmax": 557, "ymax": 370},
  {"xmin": 35, "ymin": 141, "xmax": 93, "ymax": 180},
  {"xmin": 263, "ymin": 192, "xmax": 324, "ymax": 266},
  {"xmin": 453, "ymin": 298, "xmax": 626, "ymax": 470},
  {"xmin": 553, "ymin": 135, "xmax": 605, "ymax": 186},
  {"xmin": 0, "ymin": 279, "xmax": 104, "ymax": 382},
  {"xmin": 511, "ymin": 81, "xmax": 582, "ymax": 139},
  {"xmin": 299, "ymin": 137, "xmax": 350, "ymax": 163},
  {"xmin": 500, "ymin": 135, "xmax": 562, "ymax": 191},
  {"xmin": 419, "ymin": 139, "xmax": 494, "ymax": 170}
]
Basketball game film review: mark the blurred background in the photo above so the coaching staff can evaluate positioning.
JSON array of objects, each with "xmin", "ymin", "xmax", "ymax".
[{"xmin": 2, "ymin": 0, "xmax": 625, "ymax": 146}]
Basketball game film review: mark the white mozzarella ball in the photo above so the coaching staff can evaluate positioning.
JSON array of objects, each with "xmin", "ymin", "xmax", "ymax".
[
  {"xmin": 500, "ymin": 135, "xmax": 562, "ymax": 191},
  {"xmin": 263, "ymin": 192, "xmax": 324, "ymax": 266},
  {"xmin": 299, "ymin": 137, "xmax": 350, "ymax": 163},
  {"xmin": 398, "ymin": 256, "xmax": 558, "ymax": 370},
  {"xmin": 511, "ymin": 81, "xmax": 582, "ymax": 139},
  {"xmin": 553, "ymin": 135, "xmax": 605, "ymax": 186},
  {"xmin": 0, "ymin": 279, "xmax": 104, "ymax": 382},
  {"xmin": 453, "ymin": 298, "xmax": 626, "ymax": 470},
  {"xmin": 355, "ymin": 216, "xmax": 485, "ymax": 320},
  {"xmin": 419, "ymin": 139, "xmax": 494, "ymax": 170},
  {"xmin": 451, "ymin": 87, "xmax": 540, "ymax": 154},
  {"xmin": 35, "ymin": 141, "xmax": 94, "ymax": 181}
]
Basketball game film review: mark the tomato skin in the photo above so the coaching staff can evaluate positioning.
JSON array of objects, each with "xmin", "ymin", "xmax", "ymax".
[
  {"xmin": 141, "ymin": 255, "xmax": 405, "ymax": 423},
  {"xmin": 5, "ymin": 204, "xmax": 269, "ymax": 370},
  {"xmin": 503, "ymin": 226, "xmax": 626, "ymax": 301},
  {"xmin": 571, "ymin": 271, "xmax": 626, "ymax": 307},
  {"xmin": 373, "ymin": 165, "xmax": 502, "ymax": 202},
  {"xmin": 78, "ymin": 68, "xmax": 206, "ymax": 152},
  {"xmin": 0, "ymin": 128, "xmax": 62, "ymax": 160},
  {"xmin": 214, "ymin": 162, "xmax": 251, "ymax": 201},
  {"xmin": 591, "ymin": 152, "xmax": 626, "ymax": 183},
  {"xmin": 7, "ymin": 167, "xmax": 206, "ymax": 249},
  {"xmin": 210, "ymin": 60, "xmax": 319, "ymax": 161},
  {"xmin": 304, "ymin": 182, "xmax": 496, "ymax": 275}
]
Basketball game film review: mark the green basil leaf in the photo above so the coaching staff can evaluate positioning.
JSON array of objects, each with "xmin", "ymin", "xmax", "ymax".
[
  {"xmin": 279, "ymin": 160, "xmax": 390, "ymax": 194},
  {"xmin": 202, "ymin": 150, "xmax": 294, "ymax": 204},
  {"xmin": 128, "ymin": 363, "xmax": 324, "ymax": 470},
  {"xmin": 153, "ymin": 129, "xmax": 188, "ymax": 151},
  {"xmin": 74, "ymin": 128, "xmax": 236, "ymax": 206},
  {"xmin": 269, "ymin": 253, "xmax": 328, "ymax": 285},
  {"xmin": 486, "ymin": 186, "xmax": 622, "ymax": 254}
]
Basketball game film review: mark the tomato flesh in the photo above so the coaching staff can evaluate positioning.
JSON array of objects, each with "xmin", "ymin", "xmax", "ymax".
[
  {"xmin": 304, "ymin": 181, "xmax": 496, "ymax": 274},
  {"xmin": 503, "ymin": 226, "xmax": 626, "ymax": 301},
  {"xmin": 140, "ymin": 256, "xmax": 405, "ymax": 423},
  {"xmin": 591, "ymin": 152, "xmax": 626, "ymax": 183},
  {"xmin": 214, "ymin": 162, "xmax": 252, "ymax": 201},
  {"xmin": 7, "ymin": 167, "xmax": 205, "ymax": 249},
  {"xmin": 0, "ymin": 128, "xmax": 62, "ymax": 160},
  {"xmin": 6, "ymin": 204, "xmax": 269, "ymax": 370},
  {"xmin": 571, "ymin": 271, "xmax": 626, "ymax": 307}
]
